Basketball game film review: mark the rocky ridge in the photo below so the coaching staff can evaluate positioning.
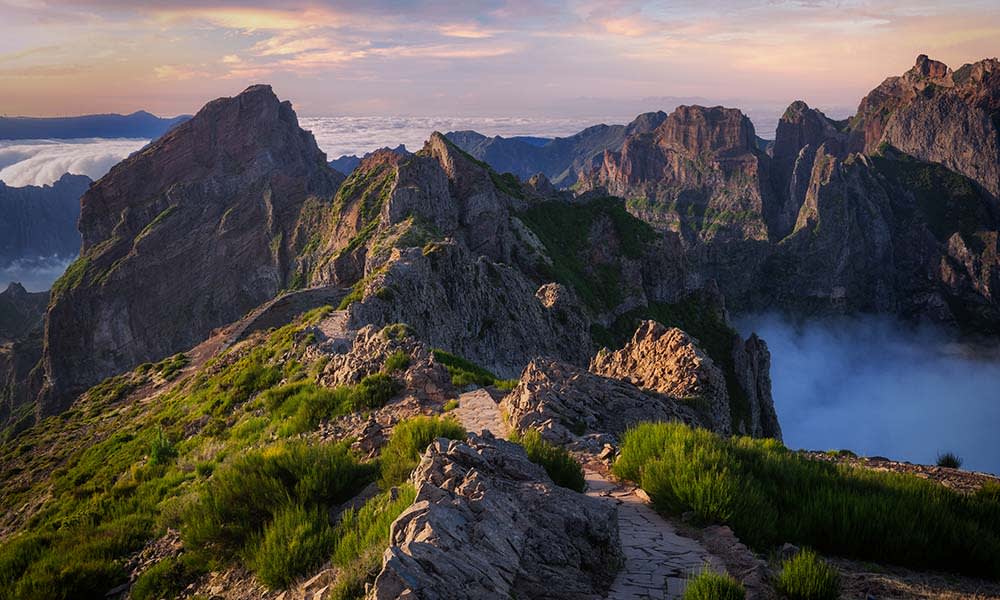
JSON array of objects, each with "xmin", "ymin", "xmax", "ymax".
[
  {"xmin": 0, "ymin": 173, "xmax": 90, "ymax": 265},
  {"xmin": 370, "ymin": 433, "xmax": 622, "ymax": 600}
]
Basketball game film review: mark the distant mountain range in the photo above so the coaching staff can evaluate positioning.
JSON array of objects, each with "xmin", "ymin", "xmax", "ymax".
[{"xmin": 0, "ymin": 110, "xmax": 190, "ymax": 140}]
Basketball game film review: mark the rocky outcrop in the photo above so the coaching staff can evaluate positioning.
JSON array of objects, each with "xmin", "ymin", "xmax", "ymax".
[
  {"xmin": 39, "ymin": 85, "xmax": 344, "ymax": 414},
  {"xmin": 370, "ymin": 433, "xmax": 622, "ymax": 600},
  {"xmin": 850, "ymin": 55, "xmax": 1000, "ymax": 199},
  {"xmin": 500, "ymin": 357, "xmax": 702, "ymax": 445},
  {"xmin": 769, "ymin": 102, "xmax": 847, "ymax": 239},
  {"xmin": 0, "ymin": 173, "xmax": 90, "ymax": 266},
  {"xmin": 345, "ymin": 242, "xmax": 592, "ymax": 378},
  {"xmin": 445, "ymin": 111, "xmax": 667, "ymax": 187},
  {"xmin": 591, "ymin": 320, "xmax": 731, "ymax": 433}
]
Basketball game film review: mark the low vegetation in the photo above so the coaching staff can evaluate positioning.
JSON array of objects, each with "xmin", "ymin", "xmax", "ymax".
[
  {"xmin": 261, "ymin": 374, "xmax": 400, "ymax": 436},
  {"xmin": 936, "ymin": 451, "xmax": 963, "ymax": 469},
  {"xmin": 510, "ymin": 429, "xmax": 586, "ymax": 492},
  {"xmin": 517, "ymin": 197, "xmax": 657, "ymax": 310},
  {"xmin": 378, "ymin": 416, "xmax": 466, "ymax": 487},
  {"xmin": 614, "ymin": 422, "xmax": 1000, "ymax": 578},
  {"xmin": 681, "ymin": 569, "xmax": 746, "ymax": 600},
  {"xmin": 775, "ymin": 549, "xmax": 840, "ymax": 600},
  {"xmin": 328, "ymin": 486, "xmax": 417, "ymax": 599},
  {"xmin": 431, "ymin": 348, "xmax": 510, "ymax": 389}
]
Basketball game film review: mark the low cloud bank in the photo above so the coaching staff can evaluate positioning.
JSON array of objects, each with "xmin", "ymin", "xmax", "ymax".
[
  {"xmin": 0, "ymin": 138, "xmax": 147, "ymax": 187},
  {"xmin": 1, "ymin": 256, "xmax": 74, "ymax": 292},
  {"xmin": 736, "ymin": 313, "xmax": 1000, "ymax": 474}
]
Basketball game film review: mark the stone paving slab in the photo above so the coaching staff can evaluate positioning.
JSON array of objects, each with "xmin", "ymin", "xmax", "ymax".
[
  {"xmin": 586, "ymin": 470, "xmax": 727, "ymax": 599},
  {"xmin": 452, "ymin": 388, "xmax": 509, "ymax": 439}
]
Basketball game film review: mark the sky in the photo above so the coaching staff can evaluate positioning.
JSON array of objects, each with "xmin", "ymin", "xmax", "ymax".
[{"xmin": 1, "ymin": 1, "xmax": 999, "ymax": 118}]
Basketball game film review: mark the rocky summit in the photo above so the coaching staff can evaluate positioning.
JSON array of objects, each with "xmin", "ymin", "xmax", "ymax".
[{"xmin": 2, "ymin": 52, "xmax": 1000, "ymax": 600}]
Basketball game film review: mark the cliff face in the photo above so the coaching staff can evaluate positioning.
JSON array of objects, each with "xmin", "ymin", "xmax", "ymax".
[
  {"xmin": 572, "ymin": 56, "xmax": 1000, "ymax": 332},
  {"xmin": 0, "ymin": 284, "xmax": 48, "ymax": 434},
  {"xmin": 850, "ymin": 55, "xmax": 1000, "ymax": 199},
  {"xmin": 39, "ymin": 85, "xmax": 343, "ymax": 413},
  {"xmin": 0, "ymin": 174, "xmax": 90, "ymax": 265}
]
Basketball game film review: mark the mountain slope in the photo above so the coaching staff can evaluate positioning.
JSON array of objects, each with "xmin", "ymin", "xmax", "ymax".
[{"xmin": 39, "ymin": 85, "xmax": 344, "ymax": 414}]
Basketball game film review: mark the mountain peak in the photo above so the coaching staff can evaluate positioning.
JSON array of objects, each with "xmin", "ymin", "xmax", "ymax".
[{"xmin": 913, "ymin": 54, "xmax": 950, "ymax": 79}]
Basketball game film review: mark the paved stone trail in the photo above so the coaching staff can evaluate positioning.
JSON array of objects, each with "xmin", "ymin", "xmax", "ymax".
[
  {"xmin": 450, "ymin": 387, "xmax": 727, "ymax": 599},
  {"xmin": 586, "ymin": 470, "xmax": 726, "ymax": 599},
  {"xmin": 451, "ymin": 388, "xmax": 509, "ymax": 439}
]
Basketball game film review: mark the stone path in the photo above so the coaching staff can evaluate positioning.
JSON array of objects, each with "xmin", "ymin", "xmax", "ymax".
[
  {"xmin": 586, "ymin": 470, "xmax": 726, "ymax": 599},
  {"xmin": 450, "ymin": 389, "xmax": 727, "ymax": 599},
  {"xmin": 451, "ymin": 388, "xmax": 509, "ymax": 439}
]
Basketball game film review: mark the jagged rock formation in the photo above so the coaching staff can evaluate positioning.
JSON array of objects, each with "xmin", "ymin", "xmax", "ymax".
[
  {"xmin": 0, "ymin": 173, "xmax": 90, "ymax": 265},
  {"xmin": 500, "ymin": 357, "xmax": 702, "ymax": 445},
  {"xmin": 568, "ymin": 56, "xmax": 1000, "ymax": 333},
  {"xmin": 445, "ymin": 111, "xmax": 667, "ymax": 187},
  {"xmin": 848, "ymin": 55, "xmax": 1000, "ymax": 199},
  {"xmin": 39, "ymin": 85, "xmax": 344, "ymax": 414},
  {"xmin": 346, "ymin": 244, "xmax": 592, "ymax": 378},
  {"xmin": 591, "ymin": 321, "xmax": 732, "ymax": 433},
  {"xmin": 370, "ymin": 433, "xmax": 622, "ymax": 599},
  {"xmin": 590, "ymin": 320, "xmax": 780, "ymax": 438}
]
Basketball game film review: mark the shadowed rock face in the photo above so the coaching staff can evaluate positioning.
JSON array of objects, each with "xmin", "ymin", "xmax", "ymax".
[
  {"xmin": 39, "ymin": 85, "xmax": 344, "ymax": 414},
  {"xmin": 0, "ymin": 173, "xmax": 90, "ymax": 265},
  {"xmin": 370, "ymin": 434, "xmax": 622, "ymax": 600},
  {"xmin": 0, "ymin": 283, "xmax": 48, "ymax": 432}
]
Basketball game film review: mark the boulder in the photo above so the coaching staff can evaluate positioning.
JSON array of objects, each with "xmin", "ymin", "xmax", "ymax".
[{"xmin": 369, "ymin": 433, "xmax": 622, "ymax": 600}]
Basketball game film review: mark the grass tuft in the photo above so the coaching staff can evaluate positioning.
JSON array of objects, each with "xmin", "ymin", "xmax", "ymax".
[
  {"xmin": 936, "ymin": 452, "xmax": 963, "ymax": 469},
  {"xmin": 379, "ymin": 416, "xmax": 466, "ymax": 487},
  {"xmin": 510, "ymin": 429, "xmax": 586, "ymax": 492},
  {"xmin": 775, "ymin": 549, "xmax": 840, "ymax": 600},
  {"xmin": 682, "ymin": 569, "xmax": 745, "ymax": 600}
]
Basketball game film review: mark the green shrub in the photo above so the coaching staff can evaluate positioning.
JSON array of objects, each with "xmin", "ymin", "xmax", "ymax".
[
  {"xmin": 149, "ymin": 428, "xmax": 177, "ymax": 466},
  {"xmin": 327, "ymin": 486, "xmax": 416, "ymax": 600},
  {"xmin": 442, "ymin": 399, "xmax": 459, "ymax": 412},
  {"xmin": 181, "ymin": 440, "xmax": 374, "ymax": 558},
  {"xmin": 494, "ymin": 379, "xmax": 518, "ymax": 392},
  {"xmin": 261, "ymin": 376, "xmax": 400, "ymax": 436},
  {"xmin": 131, "ymin": 555, "xmax": 206, "ymax": 600},
  {"xmin": 614, "ymin": 422, "xmax": 1000, "ymax": 578},
  {"xmin": 246, "ymin": 504, "xmax": 335, "ymax": 589},
  {"xmin": 936, "ymin": 452, "xmax": 963, "ymax": 469},
  {"xmin": 682, "ymin": 569, "xmax": 745, "ymax": 600},
  {"xmin": 431, "ymin": 349, "xmax": 499, "ymax": 387},
  {"xmin": 332, "ymin": 486, "xmax": 416, "ymax": 567},
  {"xmin": 154, "ymin": 353, "xmax": 189, "ymax": 381},
  {"xmin": 380, "ymin": 416, "xmax": 466, "ymax": 486},
  {"xmin": 511, "ymin": 429, "xmax": 586, "ymax": 492},
  {"xmin": 775, "ymin": 549, "xmax": 840, "ymax": 600},
  {"xmin": 383, "ymin": 351, "xmax": 410, "ymax": 373}
]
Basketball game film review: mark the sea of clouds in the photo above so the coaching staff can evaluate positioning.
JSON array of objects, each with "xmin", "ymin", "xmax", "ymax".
[
  {"xmin": 737, "ymin": 313, "xmax": 1000, "ymax": 474},
  {"xmin": 0, "ymin": 138, "xmax": 149, "ymax": 187}
]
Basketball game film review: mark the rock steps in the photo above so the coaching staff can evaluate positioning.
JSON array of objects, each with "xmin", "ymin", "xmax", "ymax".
[{"xmin": 451, "ymin": 388, "xmax": 727, "ymax": 599}]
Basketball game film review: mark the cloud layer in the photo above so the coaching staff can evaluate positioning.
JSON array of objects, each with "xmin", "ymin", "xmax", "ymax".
[
  {"xmin": 0, "ymin": 138, "xmax": 147, "ymax": 187},
  {"xmin": 738, "ymin": 313, "xmax": 1000, "ymax": 474}
]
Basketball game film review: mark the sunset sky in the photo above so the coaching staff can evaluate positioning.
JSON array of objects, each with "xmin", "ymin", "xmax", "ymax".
[{"xmin": 2, "ymin": 0, "xmax": 999, "ymax": 118}]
